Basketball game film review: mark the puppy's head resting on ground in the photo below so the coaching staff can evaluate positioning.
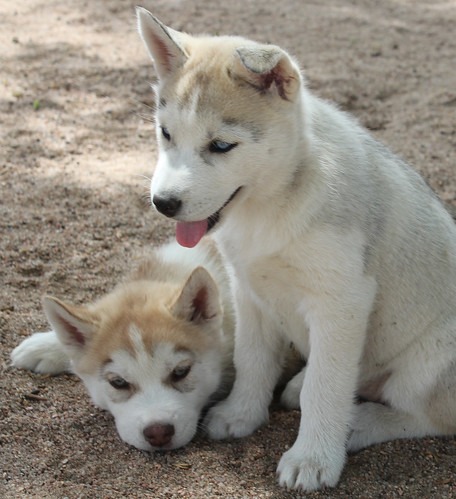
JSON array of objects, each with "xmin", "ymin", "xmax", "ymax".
[
  {"xmin": 43, "ymin": 264, "xmax": 225, "ymax": 451},
  {"xmin": 136, "ymin": 7, "xmax": 306, "ymax": 248}
]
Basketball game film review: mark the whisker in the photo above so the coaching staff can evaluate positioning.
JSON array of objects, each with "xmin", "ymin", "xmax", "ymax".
[
  {"xmin": 133, "ymin": 174, "xmax": 152, "ymax": 182},
  {"xmin": 130, "ymin": 97, "xmax": 156, "ymax": 125},
  {"xmin": 137, "ymin": 113, "xmax": 156, "ymax": 124},
  {"xmin": 196, "ymin": 420, "xmax": 209, "ymax": 434},
  {"xmin": 132, "ymin": 97, "xmax": 156, "ymax": 111},
  {"xmin": 141, "ymin": 195, "xmax": 152, "ymax": 206}
]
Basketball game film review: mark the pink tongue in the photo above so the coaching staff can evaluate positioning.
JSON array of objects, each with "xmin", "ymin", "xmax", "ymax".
[{"xmin": 176, "ymin": 220, "xmax": 208, "ymax": 248}]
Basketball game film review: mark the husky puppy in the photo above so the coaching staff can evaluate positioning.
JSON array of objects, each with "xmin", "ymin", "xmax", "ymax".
[
  {"xmin": 137, "ymin": 8, "xmax": 456, "ymax": 491},
  {"xmin": 11, "ymin": 240, "xmax": 236, "ymax": 451}
]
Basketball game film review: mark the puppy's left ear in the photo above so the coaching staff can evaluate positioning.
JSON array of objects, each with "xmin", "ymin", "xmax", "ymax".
[
  {"xmin": 233, "ymin": 44, "xmax": 301, "ymax": 101},
  {"xmin": 136, "ymin": 7, "xmax": 187, "ymax": 79},
  {"xmin": 172, "ymin": 267, "xmax": 222, "ymax": 327},
  {"xmin": 42, "ymin": 296, "xmax": 98, "ymax": 360}
]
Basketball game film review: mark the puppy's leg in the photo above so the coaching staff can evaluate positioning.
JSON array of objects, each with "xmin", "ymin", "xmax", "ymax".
[
  {"xmin": 347, "ymin": 403, "xmax": 436, "ymax": 452},
  {"xmin": 280, "ymin": 367, "xmax": 306, "ymax": 409},
  {"xmin": 347, "ymin": 401, "xmax": 453, "ymax": 452},
  {"xmin": 349, "ymin": 361, "xmax": 456, "ymax": 451},
  {"xmin": 11, "ymin": 331, "xmax": 70, "ymax": 374},
  {"xmin": 278, "ymin": 276, "xmax": 377, "ymax": 491},
  {"xmin": 206, "ymin": 286, "xmax": 284, "ymax": 439}
]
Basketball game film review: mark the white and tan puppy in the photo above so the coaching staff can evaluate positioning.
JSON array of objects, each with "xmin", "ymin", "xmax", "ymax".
[
  {"xmin": 137, "ymin": 8, "xmax": 456, "ymax": 491},
  {"xmin": 11, "ymin": 240, "xmax": 236, "ymax": 451}
]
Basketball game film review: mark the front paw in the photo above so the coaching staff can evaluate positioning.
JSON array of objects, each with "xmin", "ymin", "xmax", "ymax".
[
  {"xmin": 205, "ymin": 399, "xmax": 268, "ymax": 440},
  {"xmin": 277, "ymin": 443, "xmax": 345, "ymax": 491},
  {"xmin": 11, "ymin": 332, "xmax": 69, "ymax": 375}
]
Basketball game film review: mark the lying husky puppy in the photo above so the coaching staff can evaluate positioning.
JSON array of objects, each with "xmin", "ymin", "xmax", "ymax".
[
  {"xmin": 11, "ymin": 239, "xmax": 301, "ymax": 451},
  {"xmin": 137, "ymin": 8, "xmax": 456, "ymax": 491},
  {"xmin": 11, "ymin": 240, "xmax": 237, "ymax": 451}
]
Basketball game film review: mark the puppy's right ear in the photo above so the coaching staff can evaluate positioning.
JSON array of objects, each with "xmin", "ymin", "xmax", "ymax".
[
  {"xmin": 171, "ymin": 267, "xmax": 222, "ymax": 328},
  {"xmin": 136, "ymin": 7, "xmax": 187, "ymax": 79},
  {"xmin": 42, "ymin": 296, "xmax": 97, "ymax": 360},
  {"xmin": 233, "ymin": 45, "xmax": 301, "ymax": 101}
]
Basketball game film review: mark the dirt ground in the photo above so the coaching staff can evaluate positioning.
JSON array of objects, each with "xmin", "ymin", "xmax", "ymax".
[{"xmin": 1, "ymin": 0, "xmax": 456, "ymax": 497}]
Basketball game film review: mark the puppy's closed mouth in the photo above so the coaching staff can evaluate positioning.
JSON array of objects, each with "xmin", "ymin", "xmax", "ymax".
[{"xmin": 176, "ymin": 187, "xmax": 242, "ymax": 248}]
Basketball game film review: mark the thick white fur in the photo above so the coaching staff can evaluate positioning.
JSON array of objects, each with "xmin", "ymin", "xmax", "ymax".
[{"xmin": 137, "ymin": 8, "xmax": 456, "ymax": 491}]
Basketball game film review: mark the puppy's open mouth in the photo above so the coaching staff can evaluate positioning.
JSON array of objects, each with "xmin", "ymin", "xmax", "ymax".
[{"xmin": 176, "ymin": 187, "xmax": 242, "ymax": 248}]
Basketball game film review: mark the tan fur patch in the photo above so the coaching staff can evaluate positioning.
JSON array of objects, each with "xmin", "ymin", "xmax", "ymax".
[
  {"xmin": 159, "ymin": 36, "xmax": 292, "ymax": 131},
  {"xmin": 77, "ymin": 279, "xmax": 215, "ymax": 374}
]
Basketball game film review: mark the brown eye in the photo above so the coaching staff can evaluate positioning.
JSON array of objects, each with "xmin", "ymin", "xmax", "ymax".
[
  {"xmin": 171, "ymin": 364, "xmax": 191, "ymax": 383},
  {"xmin": 109, "ymin": 377, "xmax": 130, "ymax": 390}
]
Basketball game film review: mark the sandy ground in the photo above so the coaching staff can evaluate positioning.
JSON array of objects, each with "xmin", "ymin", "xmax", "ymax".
[{"xmin": 1, "ymin": 0, "xmax": 456, "ymax": 497}]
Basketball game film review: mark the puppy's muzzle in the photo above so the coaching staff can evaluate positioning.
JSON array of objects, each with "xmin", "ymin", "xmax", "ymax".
[
  {"xmin": 153, "ymin": 195, "xmax": 182, "ymax": 218},
  {"xmin": 143, "ymin": 423, "xmax": 175, "ymax": 448}
]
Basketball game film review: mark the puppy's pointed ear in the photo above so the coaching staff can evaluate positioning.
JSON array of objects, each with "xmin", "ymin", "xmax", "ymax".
[
  {"xmin": 136, "ymin": 7, "xmax": 187, "ymax": 79},
  {"xmin": 233, "ymin": 45, "xmax": 301, "ymax": 101},
  {"xmin": 172, "ymin": 267, "xmax": 222, "ymax": 327},
  {"xmin": 42, "ymin": 296, "xmax": 98, "ymax": 359}
]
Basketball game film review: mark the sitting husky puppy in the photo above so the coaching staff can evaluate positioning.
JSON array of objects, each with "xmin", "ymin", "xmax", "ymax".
[
  {"xmin": 11, "ymin": 240, "xmax": 237, "ymax": 451},
  {"xmin": 136, "ymin": 8, "xmax": 456, "ymax": 491}
]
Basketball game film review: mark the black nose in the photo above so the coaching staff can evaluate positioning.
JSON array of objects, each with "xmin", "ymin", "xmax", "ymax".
[
  {"xmin": 153, "ymin": 195, "xmax": 182, "ymax": 218},
  {"xmin": 143, "ymin": 423, "xmax": 175, "ymax": 448}
]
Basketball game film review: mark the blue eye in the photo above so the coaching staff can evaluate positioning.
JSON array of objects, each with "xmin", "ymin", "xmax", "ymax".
[
  {"xmin": 209, "ymin": 140, "xmax": 238, "ymax": 153},
  {"xmin": 161, "ymin": 127, "xmax": 171, "ymax": 141}
]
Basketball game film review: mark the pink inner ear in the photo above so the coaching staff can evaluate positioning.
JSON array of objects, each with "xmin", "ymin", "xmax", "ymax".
[
  {"xmin": 261, "ymin": 67, "xmax": 291, "ymax": 100},
  {"xmin": 191, "ymin": 287, "xmax": 209, "ymax": 321},
  {"xmin": 261, "ymin": 71, "xmax": 275, "ymax": 90},
  {"xmin": 62, "ymin": 318, "xmax": 85, "ymax": 345},
  {"xmin": 153, "ymin": 35, "xmax": 175, "ymax": 73}
]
